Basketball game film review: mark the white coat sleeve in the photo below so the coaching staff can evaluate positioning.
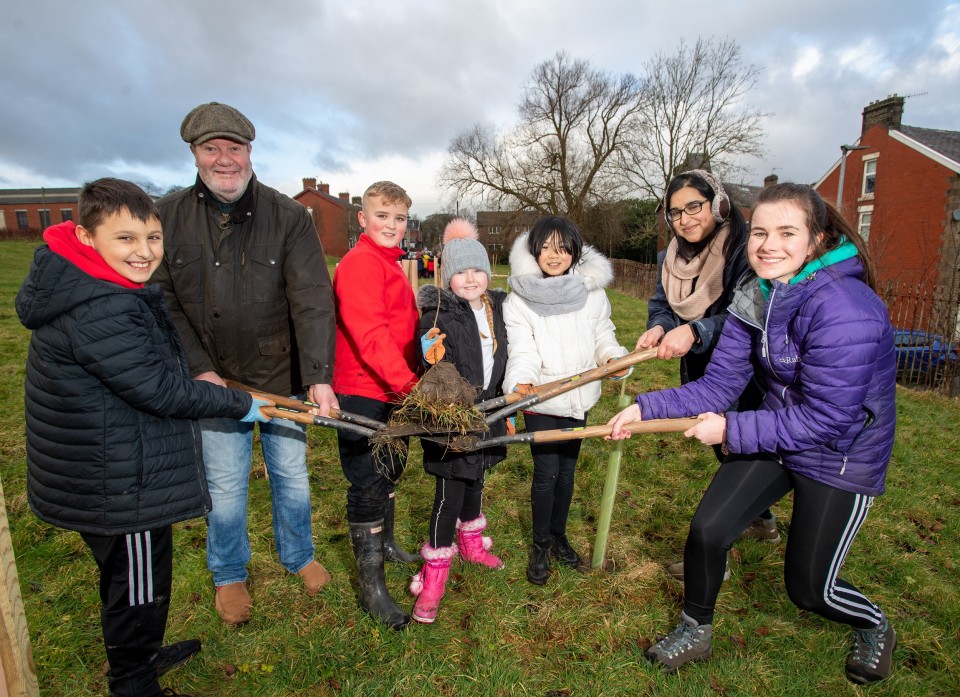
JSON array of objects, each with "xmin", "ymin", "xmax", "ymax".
[
  {"xmin": 591, "ymin": 291, "xmax": 628, "ymax": 366},
  {"xmin": 503, "ymin": 295, "xmax": 543, "ymax": 392}
]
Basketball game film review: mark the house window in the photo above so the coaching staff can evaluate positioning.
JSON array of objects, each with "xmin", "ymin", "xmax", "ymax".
[
  {"xmin": 16, "ymin": 210, "xmax": 28, "ymax": 230},
  {"xmin": 39, "ymin": 209, "xmax": 51, "ymax": 229},
  {"xmin": 61, "ymin": 208, "xmax": 73, "ymax": 222},
  {"xmin": 857, "ymin": 206, "xmax": 873, "ymax": 241},
  {"xmin": 862, "ymin": 157, "xmax": 877, "ymax": 197}
]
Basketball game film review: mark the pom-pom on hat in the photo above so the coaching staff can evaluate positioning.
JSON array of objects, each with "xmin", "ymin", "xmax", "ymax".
[{"xmin": 441, "ymin": 218, "xmax": 491, "ymax": 288}]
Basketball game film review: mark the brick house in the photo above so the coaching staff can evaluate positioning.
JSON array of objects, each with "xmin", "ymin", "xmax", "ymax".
[
  {"xmin": 292, "ymin": 178, "xmax": 362, "ymax": 258},
  {"xmin": 476, "ymin": 210, "xmax": 540, "ymax": 264},
  {"xmin": 813, "ymin": 95, "xmax": 960, "ymax": 289},
  {"xmin": 0, "ymin": 187, "xmax": 81, "ymax": 236}
]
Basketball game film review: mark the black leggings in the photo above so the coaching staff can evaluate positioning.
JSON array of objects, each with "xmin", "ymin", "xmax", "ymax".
[
  {"xmin": 683, "ymin": 455, "xmax": 883, "ymax": 630},
  {"xmin": 525, "ymin": 411, "xmax": 587, "ymax": 545},
  {"xmin": 429, "ymin": 475, "xmax": 484, "ymax": 548}
]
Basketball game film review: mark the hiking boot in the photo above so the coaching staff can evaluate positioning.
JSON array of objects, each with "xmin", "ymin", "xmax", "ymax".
[
  {"xmin": 526, "ymin": 542, "xmax": 551, "ymax": 585},
  {"xmin": 739, "ymin": 514, "xmax": 781, "ymax": 543},
  {"xmin": 154, "ymin": 639, "xmax": 201, "ymax": 677},
  {"xmin": 667, "ymin": 552, "xmax": 731, "ymax": 583},
  {"xmin": 214, "ymin": 582, "xmax": 251, "ymax": 626},
  {"xmin": 845, "ymin": 617, "xmax": 897, "ymax": 684},
  {"xmin": 645, "ymin": 611, "xmax": 713, "ymax": 672},
  {"xmin": 550, "ymin": 534, "xmax": 582, "ymax": 569},
  {"xmin": 297, "ymin": 561, "xmax": 332, "ymax": 596}
]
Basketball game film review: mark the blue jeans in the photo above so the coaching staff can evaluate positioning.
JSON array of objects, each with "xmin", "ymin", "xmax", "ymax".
[{"xmin": 201, "ymin": 414, "xmax": 314, "ymax": 586}]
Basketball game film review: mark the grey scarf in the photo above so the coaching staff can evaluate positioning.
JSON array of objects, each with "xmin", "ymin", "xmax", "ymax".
[{"xmin": 508, "ymin": 273, "xmax": 588, "ymax": 317}]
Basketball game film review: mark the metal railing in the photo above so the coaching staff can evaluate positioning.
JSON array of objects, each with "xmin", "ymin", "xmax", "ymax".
[{"xmin": 610, "ymin": 259, "xmax": 960, "ymax": 397}]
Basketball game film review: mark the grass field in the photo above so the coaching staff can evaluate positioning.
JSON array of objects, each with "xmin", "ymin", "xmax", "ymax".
[{"xmin": 1, "ymin": 241, "xmax": 958, "ymax": 696}]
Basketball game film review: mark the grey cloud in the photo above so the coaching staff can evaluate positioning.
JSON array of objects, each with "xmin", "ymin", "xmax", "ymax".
[{"xmin": 0, "ymin": 0, "xmax": 955, "ymax": 206}]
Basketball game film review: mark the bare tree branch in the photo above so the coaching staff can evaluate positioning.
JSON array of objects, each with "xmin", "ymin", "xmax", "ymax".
[
  {"xmin": 624, "ymin": 37, "xmax": 771, "ymax": 199},
  {"xmin": 439, "ymin": 52, "xmax": 646, "ymax": 231}
]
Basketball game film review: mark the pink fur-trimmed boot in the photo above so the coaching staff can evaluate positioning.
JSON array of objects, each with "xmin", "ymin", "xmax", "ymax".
[
  {"xmin": 456, "ymin": 514, "xmax": 505, "ymax": 569},
  {"xmin": 409, "ymin": 543, "xmax": 457, "ymax": 624}
]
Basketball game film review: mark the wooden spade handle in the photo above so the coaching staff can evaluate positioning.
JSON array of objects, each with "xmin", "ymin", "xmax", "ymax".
[
  {"xmin": 530, "ymin": 418, "xmax": 701, "ymax": 444},
  {"xmin": 259, "ymin": 406, "xmax": 377, "ymax": 439},
  {"xmin": 226, "ymin": 380, "xmax": 387, "ymax": 432},
  {"xmin": 225, "ymin": 379, "xmax": 343, "ymax": 418},
  {"xmin": 479, "ymin": 348, "xmax": 660, "ymax": 420}
]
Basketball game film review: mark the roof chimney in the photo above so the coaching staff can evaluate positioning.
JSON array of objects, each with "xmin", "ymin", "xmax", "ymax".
[
  {"xmin": 862, "ymin": 94, "xmax": 904, "ymax": 135},
  {"xmin": 302, "ymin": 177, "xmax": 317, "ymax": 191},
  {"xmin": 319, "ymin": 182, "xmax": 330, "ymax": 195},
  {"xmin": 339, "ymin": 192, "xmax": 350, "ymax": 202},
  {"xmin": 763, "ymin": 173, "xmax": 779, "ymax": 188}
]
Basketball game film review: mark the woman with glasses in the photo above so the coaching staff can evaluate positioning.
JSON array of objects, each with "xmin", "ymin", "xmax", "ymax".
[{"xmin": 637, "ymin": 170, "xmax": 775, "ymax": 582}]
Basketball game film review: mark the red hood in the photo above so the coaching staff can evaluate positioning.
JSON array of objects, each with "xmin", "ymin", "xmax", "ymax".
[{"xmin": 43, "ymin": 221, "xmax": 143, "ymax": 289}]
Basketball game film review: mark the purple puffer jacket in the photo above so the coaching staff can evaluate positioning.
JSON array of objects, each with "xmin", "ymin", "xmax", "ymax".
[{"xmin": 637, "ymin": 256, "xmax": 896, "ymax": 496}]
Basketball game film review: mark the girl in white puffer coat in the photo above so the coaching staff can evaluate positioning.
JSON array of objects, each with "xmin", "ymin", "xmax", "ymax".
[{"xmin": 503, "ymin": 216, "xmax": 629, "ymax": 585}]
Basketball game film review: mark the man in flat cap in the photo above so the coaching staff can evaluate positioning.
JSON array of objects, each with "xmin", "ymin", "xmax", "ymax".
[{"xmin": 153, "ymin": 102, "xmax": 337, "ymax": 625}]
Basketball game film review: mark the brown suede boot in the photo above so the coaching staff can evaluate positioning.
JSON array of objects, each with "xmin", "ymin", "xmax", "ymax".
[
  {"xmin": 297, "ymin": 561, "xmax": 332, "ymax": 596},
  {"xmin": 214, "ymin": 582, "xmax": 252, "ymax": 626}
]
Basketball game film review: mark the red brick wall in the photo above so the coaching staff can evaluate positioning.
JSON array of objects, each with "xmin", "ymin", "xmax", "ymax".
[
  {"xmin": 293, "ymin": 190, "xmax": 351, "ymax": 258},
  {"xmin": 815, "ymin": 126, "xmax": 954, "ymax": 287},
  {"xmin": 0, "ymin": 202, "xmax": 79, "ymax": 235}
]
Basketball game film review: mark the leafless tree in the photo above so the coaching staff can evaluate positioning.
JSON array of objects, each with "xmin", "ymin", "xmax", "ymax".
[
  {"xmin": 440, "ymin": 52, "xmax": 646, "ymax": 231},
  {"xmin": 625, "ymin": 37, "xmax": 770, "ymax": 199},
  {"xmin": 420, "ymin": 212, "xmax": 457, "ymax": 249}
]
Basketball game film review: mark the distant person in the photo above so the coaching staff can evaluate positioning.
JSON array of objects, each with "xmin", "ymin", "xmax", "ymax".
[
  {"xmin": 609, "ymin": 183, "xmax": 897, "ymax": 684},
  {"xmin": 17, "ymin": 178, "xmax": 272, "ymax": 697},
  {"xmin": 637, "ymin": 170, "xmax": 774, "ymax": 582},
  {"xmin": 333, "ymin": 181, "xmax": 421, "ymax": 629},
  {"xmin": 410, "ymin": 219, "xmax": 509, "ymax": 624},
  {"xmin": 503, "ymin": 215, "xmax": 630, "ymax": 586},
  {"xmin": 153, "ymin": 102, "xmax": 337, "ymax": 626}
]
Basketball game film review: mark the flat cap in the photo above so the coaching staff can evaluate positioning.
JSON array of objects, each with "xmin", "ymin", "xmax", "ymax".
[{"xmin": 180, "ymin": 102, "xmax": 255, "ymax": 145}]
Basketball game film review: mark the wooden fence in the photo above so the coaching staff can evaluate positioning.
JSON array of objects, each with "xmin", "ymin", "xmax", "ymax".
[
  {"xmin": 610, "ymin": 259, "xmax": 960, "ymax": 397},
  {"xmin": 609, "ymin": 259, "xmax": 658, "ymax": 299}
]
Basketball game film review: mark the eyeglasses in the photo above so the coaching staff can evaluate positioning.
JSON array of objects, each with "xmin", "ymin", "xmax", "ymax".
[{"xmin": 666, "ymin": 199, "xmax": 709, "ymax": 222}]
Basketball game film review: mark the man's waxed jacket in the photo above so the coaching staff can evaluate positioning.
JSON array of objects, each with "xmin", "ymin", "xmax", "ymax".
[{"xmin": 153, "ymin": 175, "xmax": 335, "ymax": 395}]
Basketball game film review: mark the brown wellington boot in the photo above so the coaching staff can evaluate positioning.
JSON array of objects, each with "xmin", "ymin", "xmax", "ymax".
[
  {"xmin": 214, "ymin": 582, "xmax": 252, "ymax": 626},
  {"xmin": 298, "ymin": 561, "xmax": 332, "ymax": 596}
]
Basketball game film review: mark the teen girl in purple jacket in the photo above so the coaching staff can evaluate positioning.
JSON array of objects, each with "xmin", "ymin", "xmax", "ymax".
[{"xmin": 609, "ymin": 183, "xmax": 897, "ymax": 685}]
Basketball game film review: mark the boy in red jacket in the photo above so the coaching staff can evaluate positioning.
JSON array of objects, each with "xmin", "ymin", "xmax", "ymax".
[{"xmin": 333, "ymin": 181, "xmax": 420, "ymax": 629}]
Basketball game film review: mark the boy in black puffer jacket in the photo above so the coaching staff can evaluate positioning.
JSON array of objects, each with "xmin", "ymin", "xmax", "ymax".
[
  {"xmin": 409, "ymin": 218, "xmax": 509, "ymax": 624},
  {"xmin": 16, "ymin": 178, "xmax": 270, "ymax": 697}
]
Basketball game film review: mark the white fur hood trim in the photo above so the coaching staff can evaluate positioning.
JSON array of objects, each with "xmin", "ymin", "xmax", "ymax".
[{"xmin": 508, "ymin": 231, "xmax": 613, "ymax": 292}]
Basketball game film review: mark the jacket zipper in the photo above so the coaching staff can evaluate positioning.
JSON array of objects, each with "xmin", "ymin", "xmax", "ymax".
[
  {"xmin": 839, "ymin": 407, "xmax": 876, "ymax": 476},
  {"xmin": 761, "ymin": 285, "xmax": 777, "ymax": 373}
]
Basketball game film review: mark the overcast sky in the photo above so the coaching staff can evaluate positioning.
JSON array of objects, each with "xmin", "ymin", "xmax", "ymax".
[{"xmin": 1, "ymin": 1, "xmax": 957, "ymax": 217}]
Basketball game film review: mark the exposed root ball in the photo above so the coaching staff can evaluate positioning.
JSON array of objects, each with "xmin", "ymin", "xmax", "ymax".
[
  {"xmin": 413, "ymin": 362, "xmax": 478, "ymax": 407},
  {"xmin": 371, "ymin": 363, "xmax": 487, "ymax": 458}
]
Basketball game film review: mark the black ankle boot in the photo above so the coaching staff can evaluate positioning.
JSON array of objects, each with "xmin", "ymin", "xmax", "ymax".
[
  {"xmin": 349, "ymin": 520, "xmax": 410, "ymax": 629},
  {"xmin": 527, "ymin": 542, "xmax": 551, "ymax": 585},
  {"xmin": 550, "ymin": 534, "xmax": 582, "ymax": 569},
  {"xmin": 382, "ymin": 495, "xmax": 420, "ymax": 564}
]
